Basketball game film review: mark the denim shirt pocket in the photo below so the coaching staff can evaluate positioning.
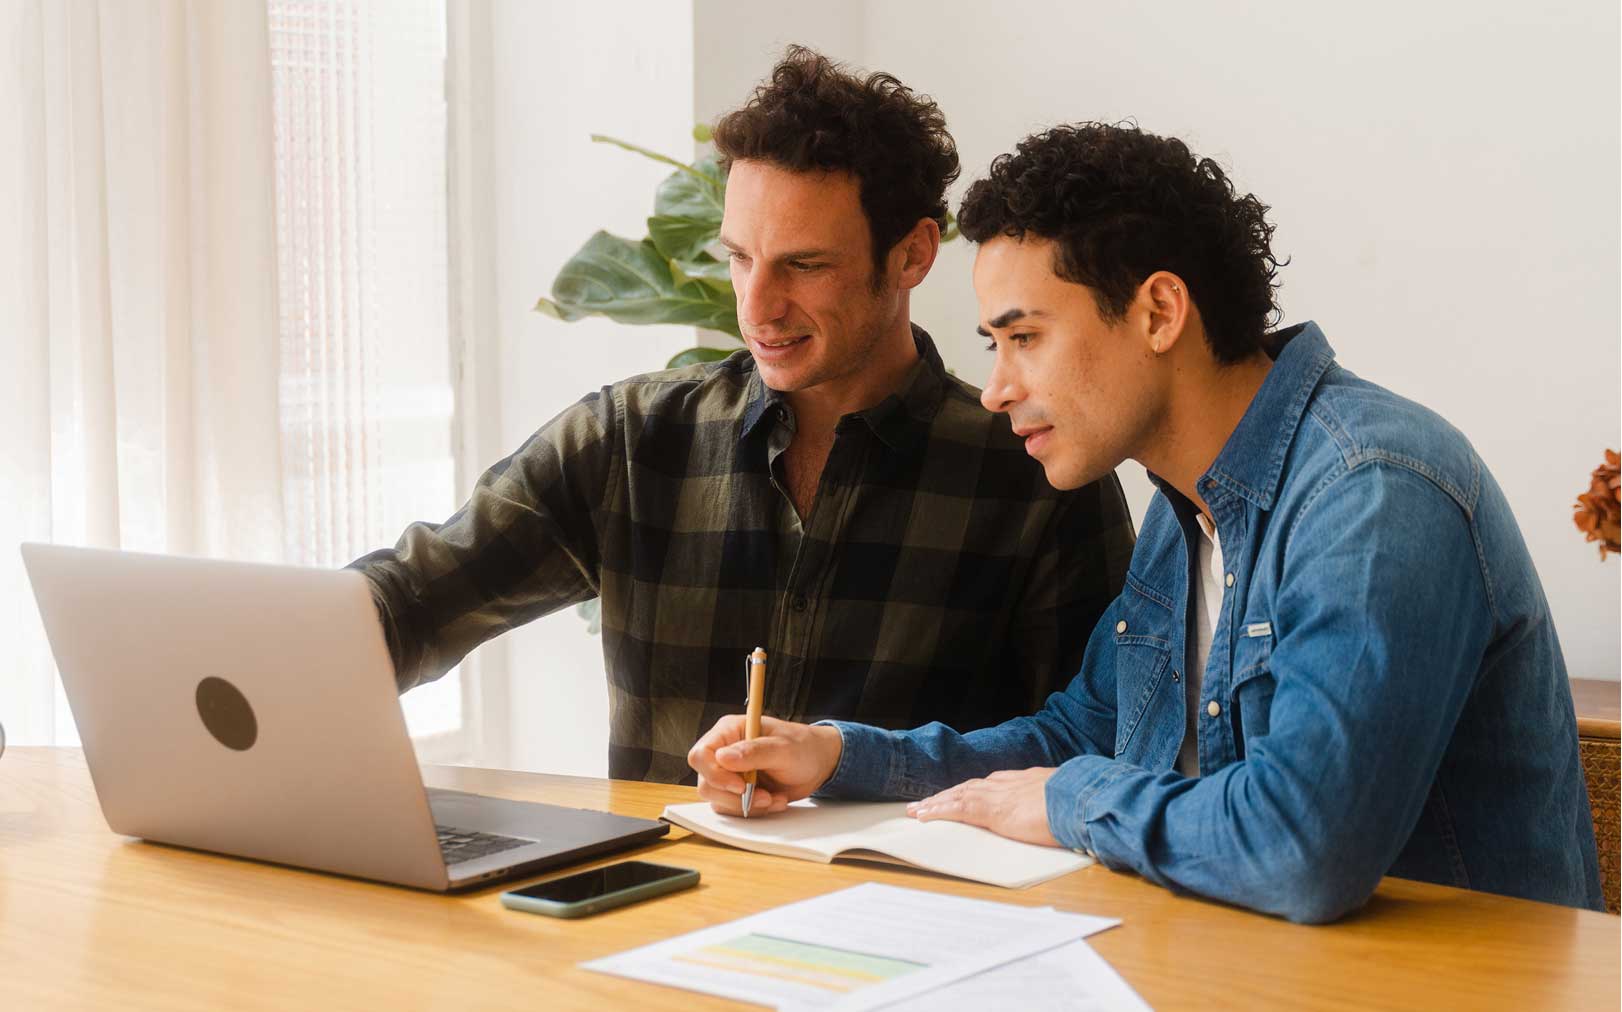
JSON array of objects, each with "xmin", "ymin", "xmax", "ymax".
[
  {"xmin": 1113, "ymin": 575, "xmax": 1175, "ymax": 757},
  {"xmin": 1230, "ymin": 622, "xmax": 1276, "ymax": 759}
]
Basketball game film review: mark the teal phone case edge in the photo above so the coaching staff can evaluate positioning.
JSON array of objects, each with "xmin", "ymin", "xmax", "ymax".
[{"xmin": 499, "ymin": 866, "xmax": 699, "ymax": 919}]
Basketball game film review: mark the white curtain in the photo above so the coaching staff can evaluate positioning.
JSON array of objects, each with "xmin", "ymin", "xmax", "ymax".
[
  {"xmin": 1, "ymin": 0, "xmax": 464, "ymax": 751},
  {"xmin": 1, "ymin": 1, "xmax": 285, "ymax": 744}
]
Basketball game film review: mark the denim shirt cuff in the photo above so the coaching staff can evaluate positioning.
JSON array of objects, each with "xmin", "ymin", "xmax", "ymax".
[
  {"xmin": 1045, "ymin": 754, "xmax": 1130, "ymax": 855},
  {"xmin": 811, "ymin": 721, "xmax": 903, "ymax": 799}
]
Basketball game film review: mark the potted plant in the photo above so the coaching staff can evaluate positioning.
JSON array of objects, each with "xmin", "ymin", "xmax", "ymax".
[{"xmin": 534, "ymin": 128, "xmax": 740, "ymax": 368}]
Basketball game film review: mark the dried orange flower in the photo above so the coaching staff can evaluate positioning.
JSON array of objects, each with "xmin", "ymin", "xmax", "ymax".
[{"xmin": 1573, "ymin": 449, "xmax": 1621, "ymax": 559}]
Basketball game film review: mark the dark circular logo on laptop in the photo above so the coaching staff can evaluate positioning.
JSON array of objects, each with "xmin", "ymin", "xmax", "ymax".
[{"xmin": 195, "ymin": 676, "xmax": 258, "ymax": 751}]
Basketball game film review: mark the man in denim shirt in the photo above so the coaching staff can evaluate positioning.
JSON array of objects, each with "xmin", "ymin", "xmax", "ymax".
[{"xmin": 688, "ymin": 123, "xmax": 1603, "ymax": 922}]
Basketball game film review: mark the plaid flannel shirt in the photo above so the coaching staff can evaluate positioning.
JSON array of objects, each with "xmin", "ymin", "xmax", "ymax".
[{"xmin": 351, "ymin": 327, "xmax": 1134, "ymax": 782}]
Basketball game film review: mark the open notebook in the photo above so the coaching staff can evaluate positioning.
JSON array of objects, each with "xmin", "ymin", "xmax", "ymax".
[{"xmin": 661, "ymin": 798, "xmax": 1093, "ymax": 889}]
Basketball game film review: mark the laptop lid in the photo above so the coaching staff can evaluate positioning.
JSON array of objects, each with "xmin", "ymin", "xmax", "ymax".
[{"xmin": 23, "ymin": 543, "xmax": 463, "ymax": 890}]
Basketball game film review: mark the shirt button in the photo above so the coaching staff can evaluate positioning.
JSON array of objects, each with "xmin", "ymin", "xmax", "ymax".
[
  {"xmin": 1225, "ymin": 573, "xmax": 1235, "ymax": 587},
  {"xmin": 1115, "ymin": 620, "xmax": 1128, "ymax": 634},
  {"xmin": 792, "ymin": 595, "xmax": 808, "ymax": 612},
  {"xmin": 1171, "ymin": 669, "xmax": 1181, "ymax": 683},
  {"xmin": 1207, "ymin": 700, "xmax": 1222, "ymax": 718}
]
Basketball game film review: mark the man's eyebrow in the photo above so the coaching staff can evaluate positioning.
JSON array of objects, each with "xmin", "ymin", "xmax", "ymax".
[
  {"xmin": 716, "ymin": 235, "xmax": 835, "ymax": 261},
  {"xmin": 976, "ymin": 308, "xmax": 1045, "ymax": 338}
]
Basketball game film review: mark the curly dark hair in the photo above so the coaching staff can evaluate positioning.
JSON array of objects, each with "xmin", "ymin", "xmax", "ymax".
[
  {"xmin": 713, "ymin": 45, "xmax": 960, "ymax": 280},
  {"xmin": 957, "ymin": 123, "xmax": 1283, "ymax": 363}
]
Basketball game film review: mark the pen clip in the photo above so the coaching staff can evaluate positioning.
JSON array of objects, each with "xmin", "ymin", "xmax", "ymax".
[{"xmin": 743, "ymin": 654, "xmax": 752, "ymax": 708}]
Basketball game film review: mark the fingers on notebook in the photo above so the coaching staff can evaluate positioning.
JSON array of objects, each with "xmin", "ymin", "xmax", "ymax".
[
  {"xmin": 696, "ymin": 779, "xmax": 742, "ymax": 812},
  {"xmin": 691, "ymin": 750, "xmax": 743, "ymax": 792},
  {"xmin": 696, "ymin": 780, "xmax": 779, "ymax": 816}
]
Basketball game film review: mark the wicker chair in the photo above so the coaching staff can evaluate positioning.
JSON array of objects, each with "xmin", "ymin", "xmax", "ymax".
[{"xmin": 1574, "ymin": 679, "xmax": 1620, "ymax": 915}]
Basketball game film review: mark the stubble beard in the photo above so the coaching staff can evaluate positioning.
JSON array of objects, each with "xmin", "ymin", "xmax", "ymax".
[{"xmin": 776, "ymin": 292, "xmax": 894, "ymax": 394}]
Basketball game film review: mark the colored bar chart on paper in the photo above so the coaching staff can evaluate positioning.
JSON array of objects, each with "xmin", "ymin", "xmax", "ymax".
[{"xmin": 674, "ymin": 932, "xmax": 926, "ymax": 993}]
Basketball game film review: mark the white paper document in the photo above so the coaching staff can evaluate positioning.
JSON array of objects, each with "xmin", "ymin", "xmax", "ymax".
[
  {"xmin": 883, "ymin": 939, "xmax": 1152, "ymax": 1011},
  {"xmin": 581, "ymin": 882, "xmax": 1120, "ymax": 1011},
  {"xmin": 663, "ymin": 799, "xmax": 1094, "ymax": 889}
]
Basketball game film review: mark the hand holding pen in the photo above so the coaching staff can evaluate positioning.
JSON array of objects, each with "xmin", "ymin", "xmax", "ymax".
[{"xmin": 685, "ymin": 650, "xmax": 844, "ymax": 817}]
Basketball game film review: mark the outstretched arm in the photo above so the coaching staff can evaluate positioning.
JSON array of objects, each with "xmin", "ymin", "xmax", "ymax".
[{"xmin": 349, "ymin": 388, "xmax": 619, "ymax": 691}]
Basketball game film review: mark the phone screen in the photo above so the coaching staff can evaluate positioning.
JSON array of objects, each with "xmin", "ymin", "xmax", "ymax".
[{"xmin": 507, "ymin": 861, "xmax": 691, "ymax": 904}]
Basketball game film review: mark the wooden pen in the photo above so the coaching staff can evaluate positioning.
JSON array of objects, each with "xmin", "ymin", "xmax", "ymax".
[{"xmin": 742, "ymin": 647, "xmax": 767, "ymax": 817}]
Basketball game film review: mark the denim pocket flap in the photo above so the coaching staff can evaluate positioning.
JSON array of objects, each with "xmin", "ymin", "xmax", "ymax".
[
  {"xmin": 1231, "ymin": 626, "xmax": 1276, "ymax": 750},
  {"xmin": 1232, "ymin": 621, "xmax": 1274, "ymax": 682},
  {"xmin": 1115, "ymin": 573, "xmax": 1174, "ymax": 649},
  {"xmin": 1112, "ymin": 580, "xmax": 1175, "ymax": 755}
]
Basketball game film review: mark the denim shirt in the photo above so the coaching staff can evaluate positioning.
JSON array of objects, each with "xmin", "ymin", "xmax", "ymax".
[{"xmin": 822, "ymin": 323, "xmax": 1603, "ymax": 923}]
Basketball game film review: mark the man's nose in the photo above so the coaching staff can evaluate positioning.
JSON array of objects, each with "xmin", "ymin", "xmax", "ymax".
[
  {"xmin": 981, "ymin": 358, "xmax": 1022, "ymax": 414},
  {"xmin": 737, "ymin": 264, "xmax": 789, "ymax": 329}
]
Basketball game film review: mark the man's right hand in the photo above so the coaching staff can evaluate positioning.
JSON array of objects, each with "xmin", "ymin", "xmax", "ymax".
[{"xmin": 687, "ymin": 716, "xmax": 843, "ymax": 816}]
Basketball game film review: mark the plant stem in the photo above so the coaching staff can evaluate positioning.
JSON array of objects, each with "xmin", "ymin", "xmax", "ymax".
[{"xmin": 590, "ymin": 134, "xmax": 722, "ymax": 191}]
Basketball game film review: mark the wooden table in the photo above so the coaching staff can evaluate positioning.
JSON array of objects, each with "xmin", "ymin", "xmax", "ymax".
[
  {"xmin": 1573, "ymin": 678, "xmax": 1620, "ymax": 739},
  {"xmin": 3, "ymin": 748, "xmax": 1617, "ymax": 1011}
]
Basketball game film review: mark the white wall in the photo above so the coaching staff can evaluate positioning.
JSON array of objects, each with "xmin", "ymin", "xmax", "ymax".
[
  {"xmin": 693, "ymin": 2, "xmax": 864, "ymax": 125},
  {"xmin": 691, "ymin": 0, "xmax": 1621, "ymax": 680}
]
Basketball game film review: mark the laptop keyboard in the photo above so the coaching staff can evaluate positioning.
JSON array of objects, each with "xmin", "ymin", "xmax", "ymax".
[{"xmin": 435, "ymin": 824, "xmax": 533, "ymax": 865}]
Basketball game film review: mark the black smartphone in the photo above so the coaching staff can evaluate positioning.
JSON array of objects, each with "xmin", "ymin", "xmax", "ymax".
[{"xmin": 499, "ymin": 860, "xmax": 699, "ymax": 919}]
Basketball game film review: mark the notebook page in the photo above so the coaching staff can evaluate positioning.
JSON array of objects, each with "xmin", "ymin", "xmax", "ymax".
[{"xmin": 663, "ymin": 799, "xmax": 1092, "ymax": 888}]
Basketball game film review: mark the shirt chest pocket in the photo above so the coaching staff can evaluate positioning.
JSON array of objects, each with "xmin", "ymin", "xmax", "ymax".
[
  {"xmin": 1112, "ymin": 579, "xmax": 1175, "ymax": 756},
  {"xmin": 1231, "ymin": 625, "xmax": 1275, "ymax": 757}
]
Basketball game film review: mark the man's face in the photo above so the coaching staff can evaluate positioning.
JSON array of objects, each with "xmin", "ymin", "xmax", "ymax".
[
  {"xmin": 974, "ymin": 235, "xmax": 1163, "ymax": 490},
  {"xmin": 720, "ymin": 160, "xmax": 900, "ymax": 392}
]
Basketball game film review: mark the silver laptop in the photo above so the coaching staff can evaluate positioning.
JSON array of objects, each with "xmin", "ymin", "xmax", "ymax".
[{"xmin": 20, "ymin": 543, "xmax": 668, "ymax": 892}]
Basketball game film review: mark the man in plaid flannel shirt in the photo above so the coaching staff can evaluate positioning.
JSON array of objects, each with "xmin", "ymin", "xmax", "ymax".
[{"xmin": 350, "ymin": 47, "xmax": 1134, "ymax": 783}]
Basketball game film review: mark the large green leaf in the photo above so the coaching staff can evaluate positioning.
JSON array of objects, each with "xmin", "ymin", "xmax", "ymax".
[
  {"xmin": 535, "ymin": 231, "xmax": 739, "ymax": 336},
  {"xmin": 668, "ymin": 253, "xmax": 732, "ymax": 292},
  {"xmin": 666, "ymin": 346, "xmax": 738, "ymax": 369},
  {"xmin": 647, "ymin": 153, "xmax": 725, "ymax": 261},
  {"xmin": 574, "ymin": 598, "xmax": 601, "ymax": 635},
  {"xmin": 648, "ymin": 214, "xmax": 719, "ymax": 262},
  {"xmin": 655, "ymin": 152, "xmax": 724, "ymax": 215}
]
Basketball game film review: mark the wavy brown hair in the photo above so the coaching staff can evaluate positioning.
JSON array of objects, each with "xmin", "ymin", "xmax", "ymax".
[{"xmin": 713, "ymin": 45, "xmax": 960, "ymax": 280}]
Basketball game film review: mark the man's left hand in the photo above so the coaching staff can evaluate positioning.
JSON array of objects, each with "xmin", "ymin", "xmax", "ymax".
[{"xmin": 906, "ymin": 767, "xmax": 1061, "ymax": 847}]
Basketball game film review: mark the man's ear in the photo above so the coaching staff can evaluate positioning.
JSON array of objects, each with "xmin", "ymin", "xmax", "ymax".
[
  {"xmin": 889, "ymin": 217, "xmax": 941, "ymax": 291},
  {"xmin": 1140, "ymin": 271, "xmax": 1189, "ymax": 355}
]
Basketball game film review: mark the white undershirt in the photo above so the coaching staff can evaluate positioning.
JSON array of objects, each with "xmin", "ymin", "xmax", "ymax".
[{"xmin": 1177, "ymin": 515, "xmax": 1225, "ymax": 778}]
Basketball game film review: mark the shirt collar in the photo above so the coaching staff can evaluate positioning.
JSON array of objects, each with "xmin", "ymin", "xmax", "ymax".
[
  {"xmin": 738, "ymin": 324, "xmax": 949, "ymax": 450},
  {"xmin": 1197, "ymin": 321, "xmax": 1336, "ymax": 511}
]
